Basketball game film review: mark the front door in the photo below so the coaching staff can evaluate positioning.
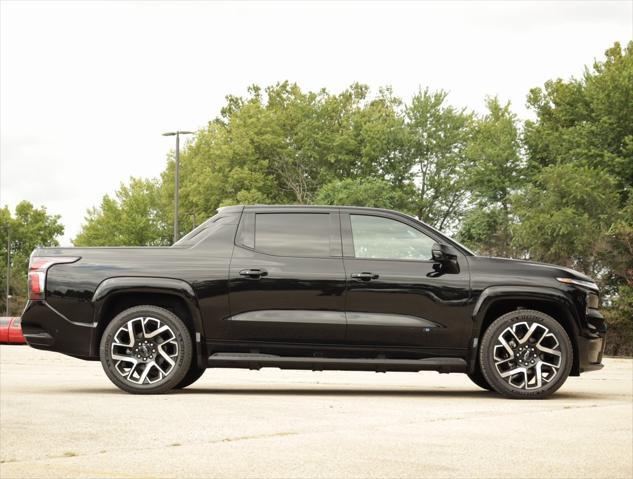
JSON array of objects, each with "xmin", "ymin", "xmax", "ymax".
[
  {"xmin": 227, "ymin": 208, "xmax": 346, "ymax": 344},
  {"xmin": 341, "ymin": 211, "xmax": 471, "ymax": 351}
]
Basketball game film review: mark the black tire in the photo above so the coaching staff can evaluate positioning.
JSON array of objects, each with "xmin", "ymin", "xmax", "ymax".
[
  {"xmin": 479, "ymin": 309, "xmax": 573, "ymax": 399},
  {"xmin": 100, "ymin": 305, "xmax": 193, "ymax": 394},
  {"xmin": 467, "ymin": 367, "xmax": 494, "ymax": 391},
  {"xmin": 174, "ymin": 362, "xmax": 206, "ymax": 389}
]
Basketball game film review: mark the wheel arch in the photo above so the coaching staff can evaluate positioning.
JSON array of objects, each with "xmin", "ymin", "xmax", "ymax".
[
  {"xmin": 469, "ymin": 286, "xmax": 581, "ymax": 377},
  {"xmin": 91, "ymin": 277, "xmax": 206, "ymax": 368}
]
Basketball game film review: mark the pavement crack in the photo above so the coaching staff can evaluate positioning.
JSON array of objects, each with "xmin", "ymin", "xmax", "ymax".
[
  {"xmin": 216, "ymin": 431, "xmax": 298, "ymax": 443},
  {"xmin": 3, "ymin": 431, "xmax": 300, "ymax": 466}
]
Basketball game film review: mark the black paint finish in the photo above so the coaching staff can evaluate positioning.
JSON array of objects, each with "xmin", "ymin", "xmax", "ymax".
[{"xmin": 21, "ymin": 204, "xmax": 606, "ymax": 376}]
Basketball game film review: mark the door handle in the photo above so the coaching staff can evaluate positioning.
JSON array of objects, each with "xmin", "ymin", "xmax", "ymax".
[
  {"xmin": 351, "ymin": 272, "xmax": 379, "ymax": 281},
  {"xmin": 239, "ymin": 268, "xmax": 268, "ymax": 279}
]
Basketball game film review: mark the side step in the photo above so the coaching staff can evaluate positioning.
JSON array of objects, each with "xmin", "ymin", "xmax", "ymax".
[{"xmin": 207, "ymin": 353, "xmax": 467, "ymax": 373}]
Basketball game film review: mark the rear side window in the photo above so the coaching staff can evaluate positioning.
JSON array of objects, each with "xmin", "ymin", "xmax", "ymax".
[{"xmin": 254, "ymin": 213, "xmax": 331, "ymax": 257}]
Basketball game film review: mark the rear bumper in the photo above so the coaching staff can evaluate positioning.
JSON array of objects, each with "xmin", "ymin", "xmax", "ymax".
[{"xmin": 21, "ymin": 300, "xmax": 96, "ymax": 359}]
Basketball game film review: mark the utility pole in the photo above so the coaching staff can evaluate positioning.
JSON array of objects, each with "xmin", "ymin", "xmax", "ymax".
[{"xmin": 162, "ymin": 130, "xmax": 194, "ymax": 243}]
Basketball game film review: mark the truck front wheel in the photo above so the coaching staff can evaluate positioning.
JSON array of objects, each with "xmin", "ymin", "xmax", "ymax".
[
  {"xmin": 479, "ymin": 309, "xmax": 573, "ymax": 399},
  {"xmin": 174, "ymin": 363, "xmax": 206, "ymax": 389},
  {"xmin": 99, "ymin": 305, "xmax": 193, "ymax": 394}
]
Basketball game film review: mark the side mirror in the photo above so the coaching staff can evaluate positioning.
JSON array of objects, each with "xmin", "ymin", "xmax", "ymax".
[
  {"xmin": 432, "ymin": 243, "xmax": 457, "ymax": 262},
  {"xmin": 431, "ymin": 243, "xmax": 460, "ymax": 274}
]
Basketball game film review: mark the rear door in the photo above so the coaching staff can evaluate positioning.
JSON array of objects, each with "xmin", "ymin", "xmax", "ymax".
[
  {"xmin": 227, "ymin": 207, "xmax": 347, "ymax": 344},
  {"xmin": 341, "ymin": 210, "xmax": 471, "ymax": 350}
]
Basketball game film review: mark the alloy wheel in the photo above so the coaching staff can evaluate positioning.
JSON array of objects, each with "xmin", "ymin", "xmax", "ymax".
[
  {"xmin": 110, "ymin": 316, "xmax": 179, "ymax": 384},
  {"xmin": 493, "ymin": 321, "xmax": 562, "ymax": 390}
]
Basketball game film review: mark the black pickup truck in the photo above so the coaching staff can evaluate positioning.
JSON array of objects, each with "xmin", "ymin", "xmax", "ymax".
[{"xmin": 22, "ymin": 205, "xmax": 606, "ymax": 398}]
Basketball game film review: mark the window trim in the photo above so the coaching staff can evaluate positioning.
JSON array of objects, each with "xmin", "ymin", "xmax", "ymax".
[{"xmin": 235, "ymin": 211, "xmax": 255, "ymax": 249}]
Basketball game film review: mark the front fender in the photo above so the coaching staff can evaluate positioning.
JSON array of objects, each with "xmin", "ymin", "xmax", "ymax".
[{"xmin": 467, "ymin": 285, "xmax": 581, "ymax": 375}]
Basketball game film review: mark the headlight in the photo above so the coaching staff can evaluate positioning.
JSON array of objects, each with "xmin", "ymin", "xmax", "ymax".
[{"xmin": 556, "ymin": 277, "xmax": 599, "ymax": 291}]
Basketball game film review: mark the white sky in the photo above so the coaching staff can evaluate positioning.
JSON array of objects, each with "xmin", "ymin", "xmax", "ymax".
[{"xmin": 1, "ymin": 0, "xmax": 632, "ymax": 245}]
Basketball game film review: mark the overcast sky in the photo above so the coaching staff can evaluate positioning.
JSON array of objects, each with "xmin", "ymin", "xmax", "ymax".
[{"xmin": 1, "ymin": 1, "xmax": 631, "ymax": 245}]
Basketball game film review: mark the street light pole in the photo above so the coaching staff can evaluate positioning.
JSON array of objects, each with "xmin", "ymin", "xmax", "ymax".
[{"xmin": 162, "ymin": 130, "xmax": 194, "ymax": 243}]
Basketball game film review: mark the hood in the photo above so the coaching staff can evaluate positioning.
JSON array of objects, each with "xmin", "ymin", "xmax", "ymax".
[{"xmin": 469, "ymin": 256, "xmax": 596, "ymax": 284}]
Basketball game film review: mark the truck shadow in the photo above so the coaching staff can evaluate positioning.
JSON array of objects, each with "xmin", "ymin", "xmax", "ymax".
[
  {"xmin": 177, "ymin": 387, "xmax": 491, "ymax": 397},
  {"xmin": 44, "ymin": 386, "xmax": 609, "ymax": 400},
  {"xmin": 174, "ymin": 388, "xmax": 605, "ymax": 400}
]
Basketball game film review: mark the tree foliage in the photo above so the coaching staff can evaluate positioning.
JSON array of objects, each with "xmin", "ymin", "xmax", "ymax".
[
  {"xmin": 74, "ymin": 178, "xmax": 170, "ymax": 246},
  {"xmin": 524, "ymin": 41, "xmax": 633, "ymax": 197},
  {"xmin": 511, "ymin": 163, "xmax": 619, "ymax": 275},
  {"xmin": 458, "ymin": 97, "xmax": 523, "ymax": 256},
  {"xmin": 518, "ymin": 41, "xmax": 633, "ymax": 353},
  {"xmin": 315, "ymin": 178, "xmax": 414, "ymax": 212},
  {"xmin": 405, "ymin": 89, "xmax": 473, "ymax": 230},
  {"xmin": 1, "ymin": 202, "xmax": 64, "ymax": 315},
  {"xmin": 599, "ymin": 195, "xmax": 633, "ymax": 354},
  {"xmin": 152, "ymin": 82, "xmax": 475, "ymax": 238}
]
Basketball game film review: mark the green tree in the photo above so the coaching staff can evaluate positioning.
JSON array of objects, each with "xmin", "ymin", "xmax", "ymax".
[
  {"xmin": 405, "ymin": 88, "xmax": 473, "ymax": 230},
  {"xmin": 163, "ymin": 83, "xmax": 363, "ymax": 221},
  {"xmin": 522, "ymin": 42, "xmax": 633, "ymax": 354},
  {"xmin": 1, "ymin": 201, "xmax": 64, "ymax": 315},
  {"xmin": 458, "ymin": 97, "xmax": 523, "ymax": 256},
  {"xmin": 165, "ymin": 82, "xmax": 412, "ymax": 222},
  {"xmin": 524, "ymin": 41, "xmax": 633, "ymax": 197},
  {"xmin": 315, "ymin": 178, "xmax": 415, "ymax": 212},
  {"xmin": 600, "ymin": 195, "xmax": 633, "ymax": 355},
  {"xmin": 511, "ymin": 163, "xmax": 619, "ymax": 276},
  {"xmin": 74, "ymin": 177, "xmax": 170, "ymax": 246},
  {"xmin": 95, "ymin": 84, "xmax": 476, "ymax": 238}
]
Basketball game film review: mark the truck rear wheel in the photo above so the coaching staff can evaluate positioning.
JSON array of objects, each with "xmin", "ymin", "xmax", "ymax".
[
  {"xmin": 479, "ymin": 309, "xmax": 573, "ymax": 399},
  {"xmin": 99, "ymin": 305, "xmax": 192, "ymax": 394}
]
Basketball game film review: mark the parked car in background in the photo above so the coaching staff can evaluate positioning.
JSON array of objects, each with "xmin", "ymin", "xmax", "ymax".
[
  {"xmin": 20, "ymin": 205, "xmax": 606, "ymax": 398},
  {"xmin": 0, "ymin": 317, "xmax": 26, "ymax": 344}
]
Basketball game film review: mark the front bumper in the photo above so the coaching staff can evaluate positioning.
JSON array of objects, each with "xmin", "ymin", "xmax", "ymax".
[
  {"xmin": 577, "ymin": 308, "xmax": 607, "ymax": 373},
  {"xmin": 577, "ymin": 335, "xmax": 606, "ymax": 372},
  {"xmin": 21, "ymin": 300, "xmax": 96, "ymax": 359}
]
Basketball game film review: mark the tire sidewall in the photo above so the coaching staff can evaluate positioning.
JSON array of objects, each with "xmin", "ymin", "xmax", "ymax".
[
  {"xmin": 100, "ymin": 305, "xmax": 192, "ymax": 394},
  {"xmin": 467, "ymin": 368, "xmax": 494, "ymax": 391},
  {"xmin": 174, "ymin": 363, "xmax": 206, "ymax": 389},
  {"xmin": 479, "ymin": 309, "xmax": 573, "ymax": 399}
]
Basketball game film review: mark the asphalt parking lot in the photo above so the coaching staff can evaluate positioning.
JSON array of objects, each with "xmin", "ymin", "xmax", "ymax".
[{"xmin": 1, "ymin": 345, "xmax": 631, "ymax": 479}]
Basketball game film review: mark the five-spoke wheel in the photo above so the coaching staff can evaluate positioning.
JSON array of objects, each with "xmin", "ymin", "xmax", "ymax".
[
  {"xmin": 479, "ymin": 309, "xmax": 572, "ymax": 399},
  {"xmin": 100, "ymin": 305, "xmax": 192, "ymax": 394}
]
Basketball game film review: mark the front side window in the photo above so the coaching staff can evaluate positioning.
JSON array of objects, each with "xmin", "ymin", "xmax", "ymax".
[
  {"xmin": 350, "ymin": 215, "xmax": 435, "ymax": 261},
  {"xmin": 255, "ymin": 213, "xmax": 331, "ymax": 257}
]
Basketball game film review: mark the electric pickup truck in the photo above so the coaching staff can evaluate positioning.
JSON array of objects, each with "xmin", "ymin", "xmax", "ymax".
[{"xmin": 21, "ymin": 205, "xmax": 606, "ymax": 398}]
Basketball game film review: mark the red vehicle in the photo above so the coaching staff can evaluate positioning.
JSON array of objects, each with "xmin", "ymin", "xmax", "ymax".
[{"xmin": 0, "ymin": 317, "xmax": 26, "ymax": 344}]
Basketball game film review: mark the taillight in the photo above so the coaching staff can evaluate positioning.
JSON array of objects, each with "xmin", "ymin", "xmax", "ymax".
[{"xmin": 28, "ymin": 256, "xmax": 80, "ymax": 300}]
